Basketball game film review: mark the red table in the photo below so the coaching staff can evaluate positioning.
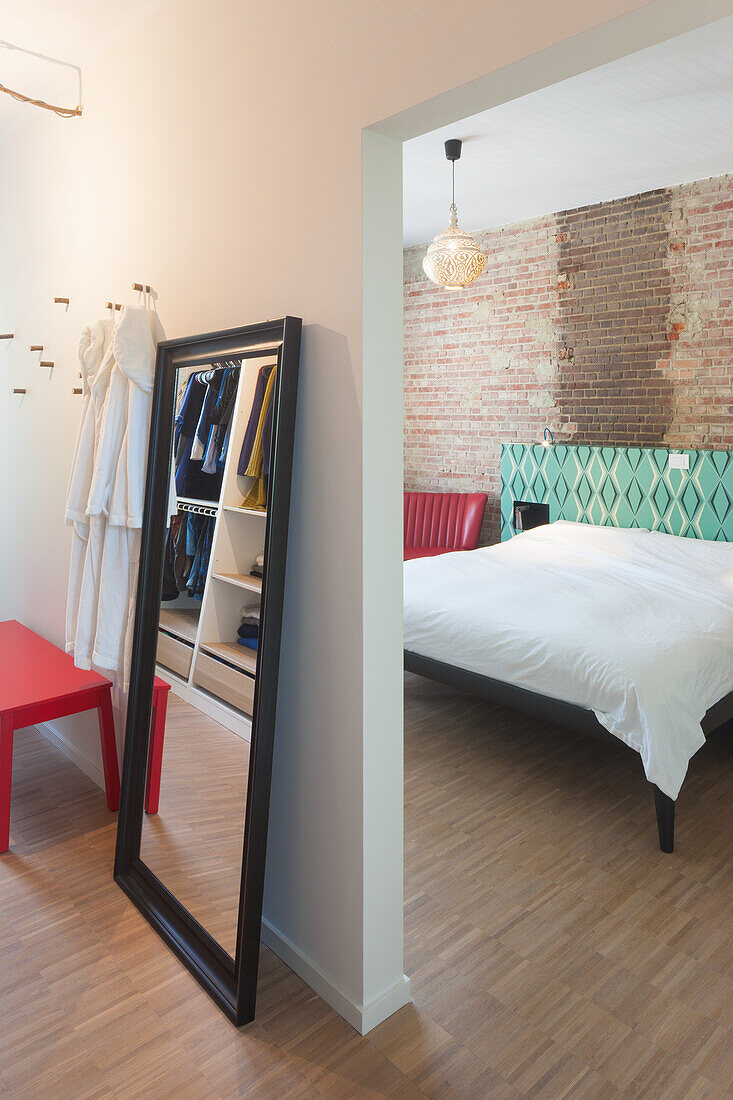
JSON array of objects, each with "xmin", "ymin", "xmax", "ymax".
[
  {"xmin": 0, "ymin": 620, "xmax": 120, "ymax": 852},
  {"xmin": 0, "ymin": 620, "xmax": 173, "ymax": 851},
  {"xmin": 146, "ymin": 676, "xmax": 171, "ymax": 815}
]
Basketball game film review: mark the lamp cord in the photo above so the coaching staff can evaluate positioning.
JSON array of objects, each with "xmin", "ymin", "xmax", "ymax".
[{"xmin": 451, "ymin": 159, "xmax": 455, "ymax": 209}]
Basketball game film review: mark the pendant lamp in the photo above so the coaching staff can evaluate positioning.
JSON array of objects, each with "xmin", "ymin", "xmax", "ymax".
[{"xmin": 422, "ymin": 139, "xmax": 485, "ymax": 289}]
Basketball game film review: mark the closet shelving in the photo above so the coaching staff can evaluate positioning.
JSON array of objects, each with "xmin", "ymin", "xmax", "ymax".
[{"xmin": 155, "ymin": 348, "xmax": 278, "ymax": 740}]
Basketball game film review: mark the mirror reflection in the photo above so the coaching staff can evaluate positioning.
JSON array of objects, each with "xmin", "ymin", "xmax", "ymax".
[{"xmin": 141, "ymin": 351, "xmax": 278, "ymax": 955}]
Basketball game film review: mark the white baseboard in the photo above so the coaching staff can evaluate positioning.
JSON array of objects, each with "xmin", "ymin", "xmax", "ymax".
[
  {"xmin": 261, "ymin": 916, "xmax": 411, "ymax": 1034},
  {"xmin": 38, "ymin": 721, "xmax": 106, "ymax": 792},
  {"xmin": 360, "ymin": 972, "xmax": 412, "ymax": 1034}
]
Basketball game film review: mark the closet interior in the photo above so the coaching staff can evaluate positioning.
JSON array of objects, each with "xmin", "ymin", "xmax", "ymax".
[{"xmin": 156, "ymin": 347, "xmax": 279, "ymax": 737}]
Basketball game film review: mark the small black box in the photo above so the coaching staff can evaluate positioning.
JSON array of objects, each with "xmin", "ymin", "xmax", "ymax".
[{"xmin": 513, "ymin": 500, "xmax": 550, "ymax": 532}]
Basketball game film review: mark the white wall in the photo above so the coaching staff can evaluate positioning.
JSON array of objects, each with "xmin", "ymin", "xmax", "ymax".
[{"xmin": 0, "ymin": 0, "xmax": 722, "ymax": 1032}]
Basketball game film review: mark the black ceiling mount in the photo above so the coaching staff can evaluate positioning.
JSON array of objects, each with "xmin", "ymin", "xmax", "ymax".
[{"xmin": 444, "ymin": 139, "xmax": 462, "ymax": 162}]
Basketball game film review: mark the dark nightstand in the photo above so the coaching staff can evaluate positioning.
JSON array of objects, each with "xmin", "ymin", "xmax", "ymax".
[{"xmin": 513, "ymin": 500, "xmax": 550, "ymax": 532}]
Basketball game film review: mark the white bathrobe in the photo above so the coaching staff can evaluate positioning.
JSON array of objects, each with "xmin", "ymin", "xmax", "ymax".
[
  {"xmin": 65, "ymin": 319, "xmax": 114, "ymax": 658},
  {"xmin": 89, "ymin": 307, "xmax": 157, "ymax": 685},
  {"xmin": 68, "ymin": 305, "xmax": 176, "ymax": 688}
]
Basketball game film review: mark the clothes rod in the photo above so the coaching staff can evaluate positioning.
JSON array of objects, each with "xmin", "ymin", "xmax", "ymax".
[{"xmin": 177, "ymin": 501, "xmax": 218, "ymax": 516}]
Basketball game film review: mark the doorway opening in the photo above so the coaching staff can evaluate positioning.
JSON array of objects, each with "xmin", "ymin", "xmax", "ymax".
[{"xmin": 360, "ymin": 5, "xmax": 733, "ymax": 1085}]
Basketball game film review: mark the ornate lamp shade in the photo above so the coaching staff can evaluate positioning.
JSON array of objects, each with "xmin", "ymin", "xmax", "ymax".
[
  {"xmin": 422, "ymin": 138, "xmax": 486, "ymax": 290},
  {"xmin": 422, "ymin": 206, "xmax": 486, "ymax": 289}
]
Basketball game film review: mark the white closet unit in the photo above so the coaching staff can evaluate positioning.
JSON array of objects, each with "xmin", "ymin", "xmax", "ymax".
[{"xmin": 155, "ymin": 349, "xmax": 278, "ymax": 741}]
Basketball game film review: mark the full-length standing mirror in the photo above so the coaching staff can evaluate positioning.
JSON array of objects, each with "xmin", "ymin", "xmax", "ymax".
[{"xmin": 115, "ymin": 317, "xmax": 301, "ymax": 1025}]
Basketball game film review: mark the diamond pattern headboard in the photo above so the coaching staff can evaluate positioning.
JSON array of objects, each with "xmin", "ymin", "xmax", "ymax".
[{"xmin": 500, "ymin": 444, "xmax": 733, "ymax": 542}]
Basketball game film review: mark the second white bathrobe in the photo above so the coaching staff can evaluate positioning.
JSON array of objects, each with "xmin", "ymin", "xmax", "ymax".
[{"xmin": 65, "ymin": 319, "xmax": 114, "ymax": 660}]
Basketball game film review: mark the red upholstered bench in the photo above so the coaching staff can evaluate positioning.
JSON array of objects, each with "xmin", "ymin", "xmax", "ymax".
[{"xmin": 404, "ymin": 491, "xmax": 488, "ymax": 560}]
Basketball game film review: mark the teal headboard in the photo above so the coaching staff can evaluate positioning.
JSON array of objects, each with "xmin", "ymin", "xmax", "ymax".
[{"xmin": 500, "ymin": 444, "xmax": 733, "ymax": 542}]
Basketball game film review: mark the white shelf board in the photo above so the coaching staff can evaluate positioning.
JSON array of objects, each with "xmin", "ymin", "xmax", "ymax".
[{"xmin": 212, "ymin": 572, "xmax": 263, "ymax": 595}]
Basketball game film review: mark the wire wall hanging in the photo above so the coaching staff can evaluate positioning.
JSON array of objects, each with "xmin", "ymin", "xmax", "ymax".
[{"xmin": 0, "ymin": 38, "xmax": 83, "ymax": 118}]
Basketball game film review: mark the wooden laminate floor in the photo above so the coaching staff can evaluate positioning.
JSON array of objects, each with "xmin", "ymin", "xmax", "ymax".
[
  {"xmin": 140, "ymin": 695, "xmax": 249, "ymax": 956},
  {"xmin": 0, "ymin": 673, "xmax": 731, "ymax": 1097}
]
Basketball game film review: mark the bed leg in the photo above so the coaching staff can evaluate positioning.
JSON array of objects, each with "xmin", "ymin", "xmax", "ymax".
[{"xmin": 653, "ymin": 785, "xmax": 675, "ymax": 853}]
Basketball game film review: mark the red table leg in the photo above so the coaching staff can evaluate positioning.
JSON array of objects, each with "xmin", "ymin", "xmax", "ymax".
[
  {"xmin": 145, "ymin": 690, "xmax": 168, "ymax": 815},
  {"xmin": 97, "ymin": 687, "xmax": 120, "ymax": 812},
  {"xmin": 0, "ymin": 714, "xmax": 14, "ymax": 854}
]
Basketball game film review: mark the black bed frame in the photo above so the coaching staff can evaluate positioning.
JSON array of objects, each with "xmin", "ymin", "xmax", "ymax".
[{"xmin": 404, "ymin": 650, "xmax": 733, "ymax": 853}]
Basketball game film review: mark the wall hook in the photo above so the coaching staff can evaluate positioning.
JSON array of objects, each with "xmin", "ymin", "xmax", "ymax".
[
  {"xmin": 132, "ymin": 282, "xmax": 151, "ymax": 293},
  {"xmin": 54, "ymin": 297, "xmax": 70, "ymax": 305},
  {"xmin": 13, "ymin": 388, "xmax": 27, "ymax": 394},
  {"xmin": 0, "ymin": 334, "xmax": 14, "ymax": 340},
  {"xmin": 30, "ymin": 345, "xmax": 43, "ymax": 352},
  {"xmin": 39, "ymin": 360, "xmax": 54, "ymax": 368},
  {"xmin": 71, "ymin": 387, "xmax": 83, "ymax": 395}
]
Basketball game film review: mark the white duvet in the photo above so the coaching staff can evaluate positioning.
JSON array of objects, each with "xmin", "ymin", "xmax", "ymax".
[{"xmin": 403, "ymin": 521, "xmax": 733, "ymax": 799}]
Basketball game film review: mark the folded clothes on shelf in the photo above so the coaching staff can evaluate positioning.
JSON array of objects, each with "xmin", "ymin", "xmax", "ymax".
[
  {"xmin": 237, "ymin": 622, "xmax": 258, "ymax": 639},
  {"xmin": 237, "ymin": 637, "xmax": 258, "ymax": 651}
]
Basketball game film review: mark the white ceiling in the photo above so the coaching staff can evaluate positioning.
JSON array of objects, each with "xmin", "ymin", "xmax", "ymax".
[
  {"xmin": 403, "ymin": 15, "xmax": 733, "ymax": 246},
  {"xmin": 0, "ymin": 1, "xmax": 162, "ymax": 134}
]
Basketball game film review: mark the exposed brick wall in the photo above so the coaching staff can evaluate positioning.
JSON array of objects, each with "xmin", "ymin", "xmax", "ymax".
[
  {"xmin": 555, "ymin": 189, "xmax": 674, "ymax": 442},
  {"xmin": 404, "ymin": 174, "xmax": 733, "ymax": 544}
]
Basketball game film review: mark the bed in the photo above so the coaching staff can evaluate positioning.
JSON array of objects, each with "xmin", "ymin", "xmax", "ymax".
[{"xmin": 403, "ymin": 520, "xmax": 733, "ymax": 851}]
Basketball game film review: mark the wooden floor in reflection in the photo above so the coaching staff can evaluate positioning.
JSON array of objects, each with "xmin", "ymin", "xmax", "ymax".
[
  {"xmin": 140, "ymin": 693, "xmax": 249, "ymax": 957},
  {"xmin": 0, "ymin": 673, "xmax": 731, "ymax": 1095}
]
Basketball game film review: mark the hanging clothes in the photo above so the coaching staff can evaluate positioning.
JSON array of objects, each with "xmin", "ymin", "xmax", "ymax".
[
  {"xmin": 183, "ymin": 514, "xmax": 214, "ymax": 600},
  {"xmin": 215, "ymin": 367, "xmax": 240, "ymax": 471},
  {"xmin": 173, "ymin": 364, "xmax": 240, "ymax": 499},
  {"xmin": 241, "ymin": 367, "xmax": 277, "ymax": 511},
  {"xmin": 173, "ymin": 511, "xmax": 191, "ymax": 591},
  {"xmin": 190, "ymin": 370, "xmax": 220, "ymax": 461},
  {"xmin": 202, "ymin": 365, "xmax": 240, "ymax": 474},
  {"xmin": 65, "ymin": 318, "xmax": 114, "ymax": 658},
  {"xmin": 174, "ymin": 373, "xmax": 206, "ymax": 496},
  {"xmin": 161, "ymin": 516, "xmax": 181, "ymax": 602},
  {"xmin": 237, "ymin": 364, "xmax": 274, "ymax": 476}
]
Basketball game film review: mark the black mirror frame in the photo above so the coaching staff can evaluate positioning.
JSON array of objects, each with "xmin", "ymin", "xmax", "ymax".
[{"xmin": 114, "ymin": 316, "xmax": 302, "ymax": 1026}]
